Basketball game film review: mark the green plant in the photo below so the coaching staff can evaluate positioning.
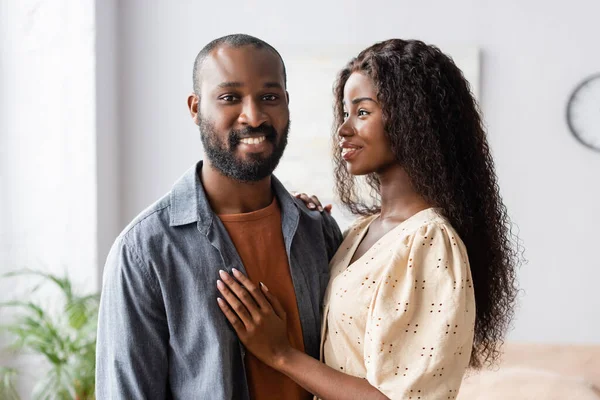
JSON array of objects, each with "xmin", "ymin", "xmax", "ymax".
[
  {"xmin": 0, "ymin": 270, "xmax": 99, "ymax": 400},
  {"xmin": 0, "ymin": 367, "xmax": 20, "ymax": 400}
]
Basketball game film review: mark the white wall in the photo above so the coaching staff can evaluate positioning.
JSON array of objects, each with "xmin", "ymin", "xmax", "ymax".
[
  {"xmin": 0, "ymin": 0, "xmax": 98, "ymax": 293},
  {"xmin": 0, "ymin": 0, "xmax": 102, "ymax": 395},
  {"xmin": 96, "ymin": 0, "xmax": 119, "ymax": 287},
  {"xmin": 115, "ymin": 0, "xmax": 600, "ymax": 344}
]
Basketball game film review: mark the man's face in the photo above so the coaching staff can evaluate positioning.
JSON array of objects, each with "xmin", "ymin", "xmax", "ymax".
[{"xmin": 189, "ymin": 45, "xmax": 290, "ymax": 182}]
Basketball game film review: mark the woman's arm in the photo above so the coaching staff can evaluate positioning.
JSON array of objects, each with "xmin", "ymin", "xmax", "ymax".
[
  {"xmin": 274, "ymin": 347, "xmax": 388, "ymax": 400},
  {"xmin": 216, "ymin": 269, "xmax": 389, "ymax": 400}
]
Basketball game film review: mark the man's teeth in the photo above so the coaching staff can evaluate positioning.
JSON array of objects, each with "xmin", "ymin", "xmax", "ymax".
[{"xmin": 240, "ymin": 136, "xmax": 266, "ymax": 145}]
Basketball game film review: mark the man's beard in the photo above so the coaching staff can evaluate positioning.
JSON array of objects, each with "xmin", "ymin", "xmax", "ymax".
[{"xmin": 199, "ymin": 116, "xmax": 289, "ymax": 182}]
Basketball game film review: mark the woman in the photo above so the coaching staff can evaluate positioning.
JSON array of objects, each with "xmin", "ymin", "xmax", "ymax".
[{"xmin": 216, "ymin": 39, "xmax": 520, "ymax": 399}]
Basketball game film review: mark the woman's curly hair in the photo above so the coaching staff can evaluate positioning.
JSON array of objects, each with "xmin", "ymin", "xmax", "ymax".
[{"xmin": 332, "ymin": 39, "xmax": 521, "ymax": 368}]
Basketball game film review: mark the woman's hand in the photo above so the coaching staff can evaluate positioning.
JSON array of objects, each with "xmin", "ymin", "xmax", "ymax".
[
  {"xmin": 217, "ymin": 272, "xmax": 389, "ymax": 400},
  {"xmin": 291, "ymin": 192, "xmax": 332, "ymax": 213},
  {"xmin": 216, "ymin": 269, "xmax": 292, "ymax": 368}
]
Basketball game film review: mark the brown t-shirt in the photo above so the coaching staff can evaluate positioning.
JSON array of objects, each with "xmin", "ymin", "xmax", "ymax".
[{"xmin": 219, "ymin": 198, "xmax": 311, "ymax": 400}]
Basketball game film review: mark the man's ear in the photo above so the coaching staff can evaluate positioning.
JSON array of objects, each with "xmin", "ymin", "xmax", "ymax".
[
  {"xmin": 285, "ymin": 90, "xmax": 290, "ymax": 105},
  {"xmin": 187, "ymin": 93, "xmax": 200, "ymax": 125}
]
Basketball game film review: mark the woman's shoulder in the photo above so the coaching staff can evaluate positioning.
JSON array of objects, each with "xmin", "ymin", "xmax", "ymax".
[
  {"xmin": 387, "ymin": 208, "xmax": 467, "ymax": 256},
  {"xmin": 399, "ymin": 208, "xmax": 455, "ymax": 235}
]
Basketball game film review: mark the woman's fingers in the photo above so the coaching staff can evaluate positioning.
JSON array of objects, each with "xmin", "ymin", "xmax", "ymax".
[
  {"xmin": 217, "ymin": 298, "xmax": 247, "ymax": 335},
  {"xmin": 309, "ymin": 195, "xmax": 323, "ymax": 211},
  {"xmin": 260, "ymin": 283, "xmax": 286, "ymax": 320},
  {"xmin": 292, "ymin": 192, "xmax": 330, "ymax": 212},
  {"xmin": 217, "ymin": 279, "xmax": 253, "ymax": 329},
  {"xmin": 231, "ymin": 269, "xmax": 272, "ymax": 310},
  {"xmin": 218, "ymin": 270, "xmax": 262, "ymax": 319},
  {"xmin": 299, "ymin": 193, "xmax": 317, "ymax": 210}
]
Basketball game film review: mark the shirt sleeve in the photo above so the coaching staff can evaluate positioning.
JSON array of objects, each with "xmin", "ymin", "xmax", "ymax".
[
  {"xmin": 95, "ymin": 236, "xmax": 169, "ymax": 399},
  {"xmin": 364, "ymin": 223, "xmax": 475, "ymax": 399},
  {"xmin": 320, "ymin": 209, "xmax": 344, "ymax": 262}
]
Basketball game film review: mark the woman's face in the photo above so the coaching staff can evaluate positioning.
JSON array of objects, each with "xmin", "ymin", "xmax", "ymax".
[{"xmin": 338, "ymin": 72, "xmax": 396, "ymax": 176}]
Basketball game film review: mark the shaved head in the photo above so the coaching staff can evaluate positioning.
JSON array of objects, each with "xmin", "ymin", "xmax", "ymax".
[{"xmin": 193, "ymin": 34, "xmax": 287, "ymax": 95}]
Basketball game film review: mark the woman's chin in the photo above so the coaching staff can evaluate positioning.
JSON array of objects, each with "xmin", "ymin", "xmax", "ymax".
[{"xmin": 345, "ymin": 163, "xmax": 373, "ymax": 177}]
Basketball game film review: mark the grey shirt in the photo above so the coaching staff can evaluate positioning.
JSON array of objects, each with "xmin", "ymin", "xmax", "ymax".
[{"xmin": 96, "ymin": 162, "xmax": 343, "ymax": 399}]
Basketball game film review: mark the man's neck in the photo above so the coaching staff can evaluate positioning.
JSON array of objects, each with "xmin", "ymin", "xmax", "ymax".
[{"xmin": 200, "ymin": 162, "xmax": 274, "ymax": 215}]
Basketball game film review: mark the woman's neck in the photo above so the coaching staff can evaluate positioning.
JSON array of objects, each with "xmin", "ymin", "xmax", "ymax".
[{"xmin": 377, "ymin": 164, "xmax": 431, "ymax": 223}]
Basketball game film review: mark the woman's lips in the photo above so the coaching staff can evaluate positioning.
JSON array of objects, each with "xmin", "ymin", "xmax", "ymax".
[{"xmin": 340, "ymin": 141, "xmax": 363, "ymax": 161}]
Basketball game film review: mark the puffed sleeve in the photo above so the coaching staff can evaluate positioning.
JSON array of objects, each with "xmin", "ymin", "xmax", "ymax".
[{"xmin": 364, "ymin": 223, "xmax": 476, "ymax": 399}]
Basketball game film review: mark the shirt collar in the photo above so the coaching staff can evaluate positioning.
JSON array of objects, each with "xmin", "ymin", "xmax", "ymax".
[{"xmin": 169, "ymin": 161, "xmax": 300, "ymax": 233}]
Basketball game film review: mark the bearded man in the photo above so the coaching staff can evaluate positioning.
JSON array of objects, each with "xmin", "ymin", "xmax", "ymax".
[{"xmin": 95, "ymin": 34, "xmax": 342, "ymax": 400}]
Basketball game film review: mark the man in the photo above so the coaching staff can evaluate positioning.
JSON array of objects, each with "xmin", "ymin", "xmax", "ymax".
[{"xmin": 96, "ymin": 34, "xmax": 342, "ymax": 399}]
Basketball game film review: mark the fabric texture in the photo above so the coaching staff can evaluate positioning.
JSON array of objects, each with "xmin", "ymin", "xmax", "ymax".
[
  {"xmin": 96, "ymin": 161, "xmax": 343, "ymax": 399},
  {"xmin": 219, "ymin": 198, "xmax": 311, "ymax": 400},
  {"xmin": 320, "ymin": 208, "xmax": 475, "ymax": 399}
]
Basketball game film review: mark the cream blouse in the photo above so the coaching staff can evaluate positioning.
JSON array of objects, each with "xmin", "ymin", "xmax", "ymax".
[{"xmin": 319, "ymin": 208, "xmax": 476, "ymax": 399}]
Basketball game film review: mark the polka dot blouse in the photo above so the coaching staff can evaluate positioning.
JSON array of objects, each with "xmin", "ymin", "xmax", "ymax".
[{"xmin": 319, "ymin": 208, "xmax": 475, "ymax": 399}]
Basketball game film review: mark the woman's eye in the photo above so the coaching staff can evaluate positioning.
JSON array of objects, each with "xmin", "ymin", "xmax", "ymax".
[
  {"xmin": 343, "ymin": 112, "xmax": 349, "ymax": 120},
  {"xmin": 358, "ymin": 109, "xmax": 370, "ymax": 116}
]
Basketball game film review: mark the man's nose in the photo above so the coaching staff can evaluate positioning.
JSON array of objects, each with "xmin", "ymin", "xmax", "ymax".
[{"xmin": 238, "ymin": 99, "xmax": 268, "ymax": 127}]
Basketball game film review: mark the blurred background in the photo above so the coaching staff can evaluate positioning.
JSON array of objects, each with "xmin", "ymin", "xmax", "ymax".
[{"xmin": 1, "ymin": 0, "xmax": 599, "ymax": 398}]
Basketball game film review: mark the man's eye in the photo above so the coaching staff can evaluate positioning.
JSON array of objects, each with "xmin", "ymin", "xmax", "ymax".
[
  {"xmin": 262, "ymin": 94, "xmax": 278, "ymax": 101},
  {"xmin": 220, "ymin": 95, "xmax": 238, "ymax": 102}
]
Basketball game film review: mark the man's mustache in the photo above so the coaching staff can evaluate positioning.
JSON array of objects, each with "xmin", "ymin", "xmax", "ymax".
[{"xmin": 229, "ymin": 124, "xmax": 277, "ymax": 146}]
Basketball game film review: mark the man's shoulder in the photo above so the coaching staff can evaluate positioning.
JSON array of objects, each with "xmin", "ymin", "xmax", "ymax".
[
  {"xmin": 118, "ymin": 192, "xmax": 173, "ymax": 245},
  {"xmin": 293, "ymin": 196, "xmax": 339, "ymax": 228},
  {"xmin": 117, "ymin": 164, "xmax": 203, "ymax": 246},
  {"xmin": 289, "ymin": 195, "xmax": 343, "ymax": 254},
  {"xmin": 272, "ymin": 176, "xmax": 339, "ymax": 230}
]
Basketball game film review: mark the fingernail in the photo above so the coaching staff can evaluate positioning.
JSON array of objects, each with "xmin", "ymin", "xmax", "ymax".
[
  {"xmin": 318, "ymin": 206, "xmax": 323, "ymax": 212},
  {"xmin": 217, "ymin": 297, "xmax": 223, "ymax": 305},
  {"xmin": 217, "ymin": 280, "xmax": 224, "ymax": 289},
  {"xmin": 308, "ymin": 203, "xmax": 315, "ymax": 209},
  {"xmin": 219, "ymin": 270, "xmax": 227, "ymax": 278},
  {"xmin": 260, "ymin": 282, "xmax": 269, "ymax": 292},
  {"xmin": 232, "ymin": 268, "xmax": 240, "ymax": 276}
]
